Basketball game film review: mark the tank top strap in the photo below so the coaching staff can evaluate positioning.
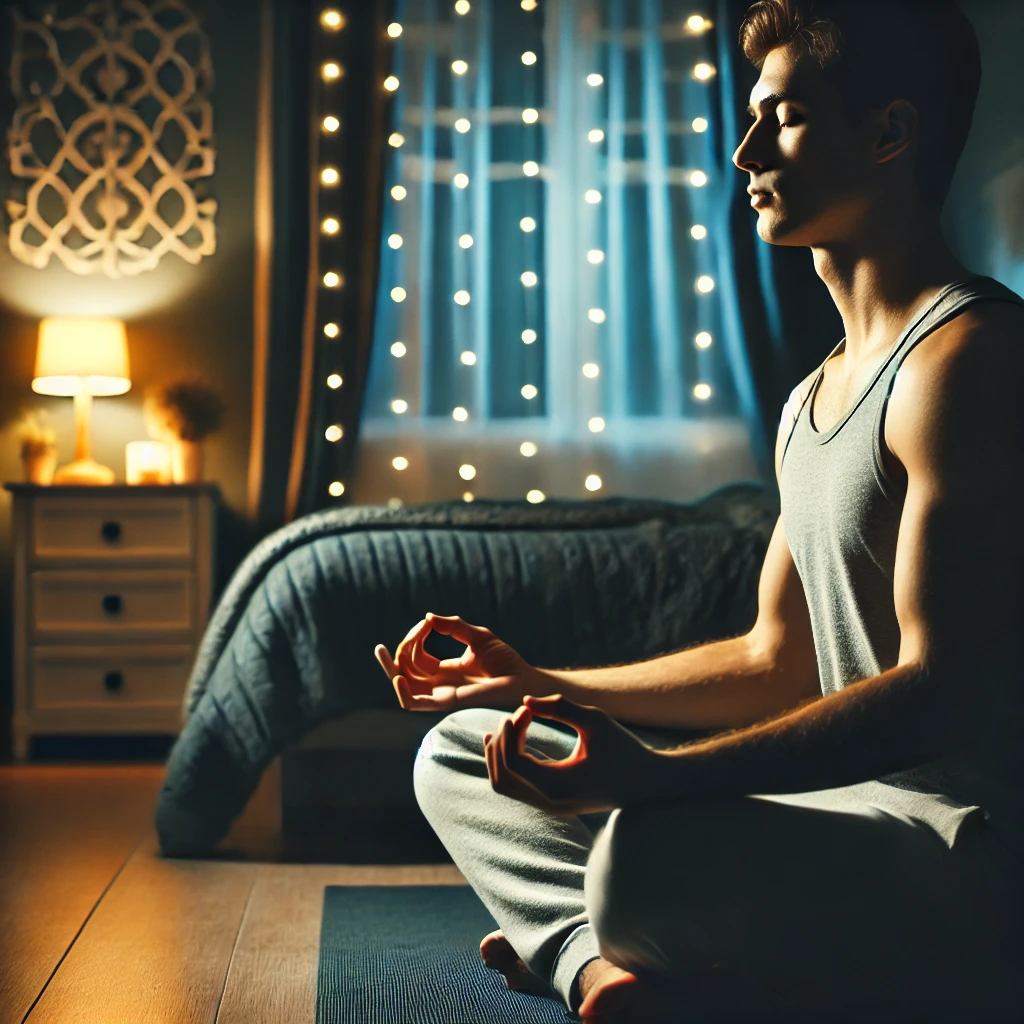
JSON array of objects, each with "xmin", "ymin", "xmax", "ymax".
[{"xmin": 778, "ymin": 337, "xmax": 846, "ymax": 474}]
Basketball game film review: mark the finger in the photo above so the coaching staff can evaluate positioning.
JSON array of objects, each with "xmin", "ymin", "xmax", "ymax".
[
  {"xmin": 423, "ymin": 612, "xmax": 493, "ymax": 648},
  {"xmin": 409, "ymin": 631, "xmax": 442, "ymax": 677},
  {"xmin": 395, "ymin": 619, "xmax": 433, "ymax": 679},
  {"xmin": 522, "ymin": 693, "xmax": 600, "ymax": 731},
  {"xmin": 376, "ymin": 644, "xmax": 400, "ymax": 679},
  {"xmin": 393, "ymin": 674, "xmax": 453, "ymax": 713},
  {"xmin": 492, "ymin": 718, "xmax": 567, "ymax": 809}
]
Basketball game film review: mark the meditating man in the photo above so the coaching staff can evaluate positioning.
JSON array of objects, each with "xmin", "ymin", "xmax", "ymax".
[{"xmin": 375, "ymin": 1, "xmax": 1023, "ymax": 1020}]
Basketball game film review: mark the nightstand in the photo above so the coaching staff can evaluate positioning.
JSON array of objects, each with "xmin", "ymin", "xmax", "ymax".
[{"xmin": 5, "ymin": 484, "xmax": 218, "ymax": 761}]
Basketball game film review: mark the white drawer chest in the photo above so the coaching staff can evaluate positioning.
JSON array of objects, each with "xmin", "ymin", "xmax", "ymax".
[{"xmin": 5, "ymin": 483, "xmax": 218, "ymax": 760}]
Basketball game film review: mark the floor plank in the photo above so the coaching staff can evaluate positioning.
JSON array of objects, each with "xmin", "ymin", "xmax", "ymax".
[
  {"xmin": 216, "ymin": 862, "xmax": 467, "ymax": 1024},
  {"xmin": 0, "ymin": 766, "xmax": 163, "ymax": 1024}
]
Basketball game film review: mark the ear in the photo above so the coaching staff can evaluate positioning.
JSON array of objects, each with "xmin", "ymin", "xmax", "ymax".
[{"xmin": 874, "ymin": 98, "xmax": 919, "ymax": 165}]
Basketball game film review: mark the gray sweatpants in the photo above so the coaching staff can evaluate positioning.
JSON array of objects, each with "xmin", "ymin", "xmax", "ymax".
[{"xmin": 413, "ymin": 707, "xmax": 1023, "ymax": 1022}]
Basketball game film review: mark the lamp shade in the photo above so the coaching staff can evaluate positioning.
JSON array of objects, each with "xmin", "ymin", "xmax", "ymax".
[{"xmin": 33, "ymin": 316, "xmax": 131, "ymax": 397}]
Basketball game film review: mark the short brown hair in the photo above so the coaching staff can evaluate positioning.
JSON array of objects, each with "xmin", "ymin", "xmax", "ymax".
[{"xmin": 738, "ymin": 0, "xmax": 982, "ymax": 211}]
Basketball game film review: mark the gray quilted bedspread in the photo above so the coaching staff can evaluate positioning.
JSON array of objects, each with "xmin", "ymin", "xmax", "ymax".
[{"xmin": 155, "ymin": 484, "xmax": 777, "ymax": 857}]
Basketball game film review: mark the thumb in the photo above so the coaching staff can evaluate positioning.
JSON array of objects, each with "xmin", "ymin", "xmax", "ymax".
[{"xmin": 522, "ymin": 693, "xmax": 595, "ymax": 724}]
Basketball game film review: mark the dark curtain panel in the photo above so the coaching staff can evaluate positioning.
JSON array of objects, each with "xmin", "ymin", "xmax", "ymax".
[{"xmin": 249, "ymin": 0, "xmax": 391, "ymax": 533}]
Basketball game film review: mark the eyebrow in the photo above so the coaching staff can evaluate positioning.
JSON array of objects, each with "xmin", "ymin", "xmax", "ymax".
[{"xmin": 746, "ymin": 92, "xmax": 803, "ymax": 117}]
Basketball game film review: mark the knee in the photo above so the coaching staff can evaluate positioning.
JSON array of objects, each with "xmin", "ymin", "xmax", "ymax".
[{"xmin": 412, "ymin": 707, "xmax": 505, "ymax": 800}]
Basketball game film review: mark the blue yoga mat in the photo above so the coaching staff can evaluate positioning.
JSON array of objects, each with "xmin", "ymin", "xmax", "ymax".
[{"xmin": 317, "ymin": 886, "xmax": 573, "ymax": 1023}]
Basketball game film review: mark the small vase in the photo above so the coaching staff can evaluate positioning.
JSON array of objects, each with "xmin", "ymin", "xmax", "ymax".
[
  {"xmin": 23, "ymin": 448, "xmax": 58, "ymax": 485},
  {"xmin": 171, "ymin": 440, "xmax": 204, "ymax": 483}
]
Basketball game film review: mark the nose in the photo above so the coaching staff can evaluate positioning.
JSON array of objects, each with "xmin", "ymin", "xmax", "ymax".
[{"xmin": 732, "ymin": 122, "xmax": 767, "ymax": 174}]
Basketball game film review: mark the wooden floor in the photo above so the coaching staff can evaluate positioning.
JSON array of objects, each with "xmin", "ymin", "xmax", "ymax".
[{"xmin": 0, "ymin": 759, "xmax": 466, "ymax": 1024}]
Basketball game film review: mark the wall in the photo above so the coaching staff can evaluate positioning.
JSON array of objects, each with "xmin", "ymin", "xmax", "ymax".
[{"xmin": 0, "ymin": 0, "xmax": 260, "ymax": 716}]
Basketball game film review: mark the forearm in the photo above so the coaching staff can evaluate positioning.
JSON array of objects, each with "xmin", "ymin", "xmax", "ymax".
[{"xmin": 537, "ymin": 633, "xmax": 818, "ymax": 731}]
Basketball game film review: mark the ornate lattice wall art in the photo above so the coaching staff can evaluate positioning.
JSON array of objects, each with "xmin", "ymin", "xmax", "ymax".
[{"xmin": 6, "ymin": 0, "xmax": 217, "ymax": 278}]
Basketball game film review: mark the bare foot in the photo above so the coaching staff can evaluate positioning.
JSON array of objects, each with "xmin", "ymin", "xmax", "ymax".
[
  {"xmin": 577, "ymin": 957, "xmax": 680, "ymax": 1023},
  {"xmin": 479, "ymin": 929, "xmax": 553, "ymax": 998}
]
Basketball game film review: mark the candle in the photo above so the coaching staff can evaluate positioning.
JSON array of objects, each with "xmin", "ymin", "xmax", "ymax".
[{"xmin": 126, "ymin": 441, "xmax": 172, "ymax": 485}]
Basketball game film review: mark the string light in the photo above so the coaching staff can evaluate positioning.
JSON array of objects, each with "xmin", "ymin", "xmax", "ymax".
[
  {"xmin": 589, "ymin": 308, "xmax": 606, "ymax": 323},
  {"xmin": 391, "ymin": 184, "xmax": 407, "ymax": 200},
  {"xmin": 527, "ymin": 489, "xmax": 545, "ymax": 503},
  {"xmin": 522, "ymin": 51, "xmax": 537, "ymax": 65},
  {"xmin": 585, "ymin": 189, "xmax": 602, "ymax": 203},
  {"xmin": 455, "ymin": 117, "xmax": 471, "ymax": 133},
  {"xmin": 695, "ymin": 332, "xmax": 713, "ymax": 349},
  {"xmin": 521, "ymin": 271, "xmax": 538, "ymax": 287},
  {"xmin": 692, "ymin": 117, "xmax": 709, "ymax": 133},
  {"xmin": 585, "ymin": 474, "xmax": 603, "ymax": 491},
  {"xmin": 460, "ymin": 350, "xmax": 477, "ymax": 364},
  {"xmin": 323, "ymin": 322, "xmax": 340, "ymax": 338},
  {"xmin": 325, "ymin": 424, "xmax": 343, "ymax": 441},
  {"xmin": 454, "ymin": 290, "xmax": 471, "ymax": 305},
  {"xmin": 453, "ymin": 406, "xmax": 469, "ymax": 421},
  {"xmin": 384, "ymin": 75, "xmax": 400, "ymax": 91},
  {"xmin": 694, "ymin": 62, "xmax": 716, "ymax": 81},
  {"xmin": 454, "ymin": 172, "xmax": 470, "ymax": 188},
  {"xmin": 687, "ymin": 14, "xmax": 710, "ymax": 32},
  {"xmin": 387, "ymin": 497, "xmax": 404, "ymax": 508},
  {"xmin": 391, "ymin": 341, "xmax": 407, "ymax": 357},
  {"xmin": 523, "ymin": 161, "xmax": 540, "ymax": 176},
  {"xmin": 690, "ymin": 170, "xmax": 708, "ymax": 187},
  {"xmin": 389, "ymin": 132, "xmax": 405, "ymax": 147},
  {"xmin": 329, "ymin": 481, "xmax": 345, "ymax": 496},
  {"xmin": 322, "ymin": 63, "xmax": 342, "ymax": 80},
  {"xmin": 323, "ymin": 271, "xmax": 342, "ymax": 287},
  {"xmin": 587, "ymin": 73, "xmax": 604, "ymax": 86},
  {"xmin": 388, "ymin": 234, "xmax": 403, "ymax": 249},
  {"xmin": 691, "ymin": 224, "xmax": 708, "ymax": 240},
  {"xmin": 522, "ymin": 108, "xmax": 539, "ymax": 124},
  {"xmin": 587, "ymin": 249, "xmax": 604, "ymax": 264},
  {"xmin": 520, "ymin": 441, "xmax": 538, "ymax": 457},
  {"xmin": 588, "ymin": 416, "xmax": 605, "ymax": 432},
  {"xmin": 321, "ymin": 167, "xmax": 340, "ymax": 185},
  {"xmin": 459, "ymin": 233, "xmax": 474, "ymax": 248},
  {"xmin": 463, "ymin": 491, "xmax": 475, "ymax": 502},
  {"xmin": 520, "ymin": 216, "xmax": 537, "ymax": 232},
  {"xmin": 696, "ymin": 275, "xmax": 715, "ymax": 294},
  {"xmin": 582, "ymin": 362, "xmax": 600, "ymax": 378},
  {"xmin": 455, "ymin": 0, "xmax": 471, "ymax": 12},
  {"xmin": 392, "ymin": 399, "xmax": 408, "ymax": 413},
  {"xmin": 322, "ymin": 115, "xmax": 340, "ymax": 132},
  {"xmin": 393, "ymin": 456, "xmax": 409, "ymax": 470},
  {"xmin": 452, "ymin": 60, "xmax": 469, "ymax": 75},
  {"xmin": 322, "ymin": 217, "xmax": 340, "ymax": 234},
  {"xmin": 588, "ymin": 128, "xmax": 605, "ymax": 143},
  {"xmin": 521, "ymin": 384, "xmax": 538, "ymax": 399},
  {"xmin": 391, "ymin": 286, "xmax": 407, "ymax": 301},
  {"xmin": 694, "ymin": 383, "xmax": 713, "ymax": 400},
  {"xmin": 522, "ymin": 329, "xmax": 537, "ymax": 344},
  {"xmin": 459, "ymin": 464, "xmax": 477, "ymax": 480},
  {"xmin": 321, "ymin": 9, "xmax": 345, "ymax": 30},
  {"xmin": 387, "ymin": 22, "xmax": 403, "ymax": 37},
  {"xmin": 327, "ymin": 373, "xmax": 343, "ymax": 388},
  {"xmin": 521, "ymin": 0, "xmax": 538, "ymax": 8}
]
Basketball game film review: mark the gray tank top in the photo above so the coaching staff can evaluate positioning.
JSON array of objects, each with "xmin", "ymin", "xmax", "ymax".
[{"xmin": 779, "ymin": 275, "xmax": 1024, "ymax": 858}]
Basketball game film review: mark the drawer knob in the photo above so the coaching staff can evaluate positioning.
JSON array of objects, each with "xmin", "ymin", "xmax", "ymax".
[
  {"xmin": 104, "ymin": 671, "xmax": 124, "ymax": 692},
  {"xmin": 102, "ymin": 594, "xmax": 123, "ymax": 615},
  {"xmin": 101, "ymin": 521, "xmax": 122, "ymax": 542}
]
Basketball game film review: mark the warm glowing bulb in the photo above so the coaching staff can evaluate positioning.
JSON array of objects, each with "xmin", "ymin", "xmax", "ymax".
[
  {"xmin": 387, "ymin": 497, "xmax": 404, "ymax": 509},
  {"xmin": 520, "ymin": 441, "xmax": 538, "ymax": 457},
  {"xmin": 393, "ymin": 456, "xmax": 409, "ymax": 470},
  {"xmin": 455, "ymin": 0, "xmax": 471, "ymax": 12},
  {"xmin": 388, "ymin": 234, "xmax": 403, "ymax": 249},
  {"xmin": 384, "ymin": 75, "xmax": 400, "ymax": 91},
  {"xmin": 585, "ymin": 474, "xmax": 602, "ymax": 492},
  {"xmin": 693, "ymin": 383, "xmax": 712, "ymax": 400},
  {"xmin": 322, "ymin": 217, "xmax": 340, "ymax": 234},
  {"xmin": 321, "ymin": 9, "xmax": 345, "ymax": 30},
  {"xmin": 690, "ymin": 170, "xmax": 708, "ymax": 187},
  {"xmin": 588, "ymin": 308, "xmax": 606, "ymax": 323},
  {"xmin": 323, "ymin": 271, "xmax": 342, "ymax": 287},
  {"xmin": 521, "ymin": 384, "xmax": 538, "ymax": 399},
  {"xmin": 692, "ymin": 117, "xmax": 709, "ymax": 133},
  {"xmin": 459, "ymin": 233, "xmax": 474, "ymax": 248},
  {"xmin": 587, "ymin": 73, "xmax": 604, "ymax": 86},
  {"xmin": 323, "ymin": 322, "xmax": 340, "ymax": 338},
  {"xmin": 585, "ymin": 189, "xmax": 602, "ymax": 204},
  {"xmin": 520, "ymin": 216, "xmax": 537, "ymax": 232},
  {"xmin": 392, "ymin": 399, "xmax": 408, "ymax": 414},
  {"xmin": 453, "ymin": 406, "xmax": 469, "ymax": 421},
  {"xmin": 463, "ymin": 491, "xmax": 474, "ymax": 502},
  {"xmin": 322, "ymin": 115, "xmax": 340, "ymax": 132},
  {"xmin": 695, "ymin": 331, "xmax": 713, "ymax": 349},
  {"xmin": 389, "ymin": 132, "xmax": 405, "ymax": 147},
  {"xmin": 522, "ymin": 329, "xmax": 537, "ymax": 344},
  {"xmin": 521, "ymin": 0, "xmax": 538, "ymax": 8},
  {"xmin": 687, "ymin": 14, "xmax": 709, "ymax": 32},
  {"xmin": 521, "ymin": 271, "xmax": 538, "ymax": 287},
  {"xmin": 322, "ymin": 62, "xmax": 342, "ymax": 80},
  {"xmin": 391, "ymin": 341, "xmax": 407, "ymax": 357},
  {"xmin": 327, "ymin": 373, "xmax": 343, "ymax": 388},
  {"xmin": 459, "ymin": 464, "xmax": 477, "ymax": 480},
  {"xmin": 588, "ymin": 416, "xmax": 605, "ymax": 432},
  {"xmin": 588, "ymin": 128, "xmax": 605, "ymax": 143},
  {"xmin": 696, "ymin": 275, "xmax": 715, "ymax": 294},
  {"xmin": 587, "ymin": 249, "xmax": 604, "ymax": 264},
  {"xmin": 391, "ymin": 184, "xmax": 407, "ymax": 201},
  {"xmin": 454, "ymin": 290, "xmax": 471, "ymax": 306},
  {"xmin": 522, "ymin": 108, "xmax": 539, "ymax": 124},
  {"xmin": 461, "ymin": 350, "xmax": 477, "ymax": 365},
  {"xmin": 523, "ymin": 161, "xmax": 540, "ymax": 177},
  {"xmin": 522, "ymin": 50, "xmax": 537, "ymax": 65},
  {"xmin": 694, "ymin": 62, "xmax": 716, "ymax": 81},
  {"xmin": 452, "ymin": 60, "xmax": 469, "ymax": 75},
  {"xmin": 328, "ymin": 480, "xmax": 345, "ymax": 496},
  {"xmin": 391, "ymin": 286, "xmax": 407, "ymax": 302},
  {"xmin": 454, "ymin": 172, "xmax": 470, "ymax": 188},
  {"xmin": 321, "ymin": 167, "xmax": 340, "ymax": 185},
  {"xmin": 387, "ymin": 22, "xmax": 403, "ymax": 37},
  {"xmin": 527, "ymin": 489, "xmax": 545, "ymax": 503},
  {"xmin": 691, "ymin": 224, "xmax": 708, "ymax": 240},
  {"xmin": 454, "ymin": 117, "xmax": 471, "ymax": 133},
  {"xmin": 582, "ymin": 362, "xmax": 600, "ymax": 378},
  {"xmin": 325, "ymin": 424, "xmax": 343, "ymax": 441}
]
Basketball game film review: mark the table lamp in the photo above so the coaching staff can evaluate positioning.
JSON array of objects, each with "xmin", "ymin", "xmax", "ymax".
[{"xmin": 32, "ymin": 316, "xmax": 131, "ymax": 485}]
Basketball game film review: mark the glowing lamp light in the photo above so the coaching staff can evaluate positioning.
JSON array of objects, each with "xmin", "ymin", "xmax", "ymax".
[
  {"xmin": 391, "ymin": 286, "xmax": 407, "ymax": 302},
  {"xmin": 125, "ymin": 442, "xmax": 170, "ymax": 485},
  {"xmin": 388, "ymin": 132, "xmax": 405, "ymax": 147},
  {"xmin": 690, "ymin": 170, "xmax": 708, "ymax": 187},
  {"xmin": 588, "ymin": 308, "xmax": 606, "ymax": 323},
  {"xmin": 393, "ymin": 456, "xmax": 410, "ymax": 470},
  {"xmin": 384, "ymin": 75, "xmax": 400, "ymax": 91},
  {"xmin": 587, "ymin": 73, "xmax": 604, "ymax": 86},
  {"xmin": 588, "ymin": 128, "xmax": 605, "ymax": 143},
  {"xmin": 687, "ymin": 14, "xmax": 710, "ymax": 32},
  {"xmin": 392, "ymin": 399, "xmax": 408, "ymax": 414},
  {"xmin": 321, "ymin": 167, "xmax": 340, "ymax": 185},
  {"xmin": 323, "ymin": 271, "xmax": 342, "ymax": 287},
  {"xmin": 521, "ymin": 271, "xmax": 538, "ymax": 287},
  {"xmin": 391, "ymin": 185, "xmax": 407, "ymax": 200},
  {"xmin": 694, "ymin": 383, "xmax": 713, "ymax": 400},
  {"xmin": 454, "ymin": 290, "xmax": 471, "ymax": 306},
  {"xmin": 694, "ymin": 62, "xmax": 716, "ymax": 81},
  {"xmin": 455, "ymin": 0, "xmax": 471, "ymax": 12},
  {"xmin": 325, "ymin": 424, "xmax": 343, "ymax": 442},
  {"xmin": 459, "ymin": 233, "xmax": 474, "ymax": 248},
  {"xmin": 454, "ymin": 172, "xmax": 470, "ymax": 188},
  {"xmin": 322, "ymin": 115, "xmax": 340, "ymax": 132},
  {"xmin": 322, "ymin": 63, "xmax": 342, "ymax": 80},
  {"xmin": 691, "ymin": 224, "xmax": 708, "ymax": 240},
  {"xmin": 463, "ymin": 492, "xmax": 475, "ymax": 502},
  {"xmin": 452, "ymin": 60, "xmax": 469, "ymax": 75},
  {"xmin": 696, "ymin": 275, "xmax": 716, "ymax": 294},
  {"xmin": 391, "ymin": 341, "xmax": 407, "ymax": 357},
  {"xmin": 453, "ymin": 406, "xmax": 469, "ymax": 421},
  {"xmin": 455, "ymin": 117, "xmax": 471, "ymax": 133},
  {"xmin": 520, "ymin": 217, "xmax": 537, "ymax": 232},
  {"xmin": 588, "ymin": 416, "xmax": 605, "ymax": 432},
  {"xmin": 323, "ymin": 322, "xmax": 340, "ymax": 338},
  {"xmin": 522, "ymin": 329, "xmax": 537, "ymax": 344},
  {"xmin": 329, "ymin": 481, "xmax": 345, "ymax": 496},
  {"xmin": 523, "ymin": 161, "xmax": 540, "ymax": 176},
  {"xmin": 587, "ymin": 249, "xmax": 604, "ymax": 264},
  {"xmin": 526, "ymin": 489, "xmax": 545, "ymax": 503},
  {"xmin": 322, "ymin": 217, "xmax": 340, "ymax": 234},
  {"xmin": 696, "ymin": 331, "xmax": 713, "ymax": 349},
  {"xmin": 387, "ymin": 22, "xmax": 403, "ymax": 37},
  {"xmin": 522, "ymin": 51, "xmax": 537, "ymax": 65},
  {"xmin": 388, "ymin": 234, "xmax": 403, "ymax": 249},
  {"xmin": 460, "ymin": 350, "xmax": 477, "ymax": 365},
  {"xmin": 521, "ymin": 0, "xmax": 538, "ymax": 9},
  {"xmin": 459, "ymin": 464, "xmax": 477, "ymax": 480},
  {"xmin": 582, "ymin": 362, "xmax": 600, "ymax": 378},
  {"xmin": 321, "ymin": 9, "xmax": 345, "ymax": 30},
  {"xmin": 522, "ymin": 108, "xmax": 539, "ymax": 124},
  {"xmin": 585, "ymin": 189, "xmax": 602, "ymax": 204},
  {"xmin": 387, "ymin": 497, "xmax": 404, "ymax": 509},
  {"xmin": 585, "ymin": 474, "xmax": 603, "ymax": 492},
  {"xmin": 520, "ymin": 441, "xmax": 538, "ymax": 457},
  {"xmin": 327, "ymin": 373, "xmax": 343, "ymax": 388},
  {"xmin": 521, "ymin": 384, "xmax": 538, "ymax": 399},
  {"xmin": 692, "ymin": 117, "xmax": 709, "ymax": 133}
]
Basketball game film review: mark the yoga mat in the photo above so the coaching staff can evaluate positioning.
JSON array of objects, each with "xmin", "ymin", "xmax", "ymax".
[{"xmin": 317, "ymin": 886, "xmax": 573, "ymax": 1023}]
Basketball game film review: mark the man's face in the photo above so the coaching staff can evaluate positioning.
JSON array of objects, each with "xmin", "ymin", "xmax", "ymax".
[{"xmin": 732, "ymin": 41, "xmax": 882, "ymax": 247}]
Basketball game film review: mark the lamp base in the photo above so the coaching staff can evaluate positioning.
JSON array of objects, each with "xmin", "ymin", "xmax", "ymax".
[{"xmin": 53, "ymin": 458, "xmax": 116, "ymax": 486}]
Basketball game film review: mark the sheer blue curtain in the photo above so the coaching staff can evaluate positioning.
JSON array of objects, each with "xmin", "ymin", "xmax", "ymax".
[{"xmin": 351, "ymin": 0, "xmax": 762, "ymax": 506}]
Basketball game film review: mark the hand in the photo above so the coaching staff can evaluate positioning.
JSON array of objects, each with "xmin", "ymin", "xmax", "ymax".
[
  {"xmin": 483, "ymin": 693, "xmax": 665, "ymax": 816},
  {"xmin": 375, "ymin": 613, "xmax": 548, "ymax": 713}
]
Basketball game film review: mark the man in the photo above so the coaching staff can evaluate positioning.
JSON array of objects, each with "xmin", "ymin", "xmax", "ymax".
[{"xmin": 375, "ymin": 1, "xmax": 1024, "ymax": 1020}]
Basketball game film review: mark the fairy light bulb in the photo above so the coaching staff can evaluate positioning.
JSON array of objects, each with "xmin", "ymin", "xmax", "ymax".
[
  {"xmin": 327, "ymin": 373, "xmax": 343, "ymax": 388},
  {"xmin": 691, "ymin": 224, "xmax": 708, "ymax": 240},
  {"xmin": 521, "ymin": 0, "xmax": 538, "ymax": 9},
  {"xmin": 585, "ymin": 189, "xmax": 602, "ymax": 204},
  {"xmin": 387, "ymin": 22, "xmax": 403, "ymax": 37},
  {"xmin": 521, "ymin": 271, "xmax": 538, "ymax": 287},
  {"xmin": 587, "ymin": 73, "xmax": 604, "ymax": 86},
  {"xmin": 460, "ymin": 350, "xmax": 477, "ymax": 365},
  {"xmin": 692, "ymin": 117, "xmax": 709, "ymax": 133},
  {"xmin": 694, "ymin": 62, "xmax": 716, "ymax": 81},
  {"xmin": 521, "ymin": 384, "xmax": 538, "ymax": 399},
  {"xmin": 321, "ymin": 9, "xmax": 345, "ymax": 30},
  {"xmin": 588, "ymin": 128, "xmax": 605, "ymax": 143},
  {"xmin": 587, "ymin": 249, "xmax": 604, "ymax": 264},
  {"xmin": 463, "ymin": 492, "xmax": 474, "ymax": 502},
  {"xmin": 391, "ymin": 341, "xmax": 407, "ymax": 357},
  {"xmin": 588, "ymin": 308, "xmax": 606, "ymax": 323},
  {"xmin": 391, "ymin": 286, "xmax": 407, "ymax": 302},
  {"xmin": 522, "ymin": 108, "xmax": 539, "ymax": 124},
  {"xmin": 454, "ymin": 172, "xmax": 470, "ymax": 188},
  {"xmin": 393, "ymin": 456, "xmax": 409, "ymax": 470},
  {"xmin": 585, "ymin": 474, "xmax": 603, "ymax": 492},
  {"xmin": 523, "ymin": 161, "xmax": 540, "ymax": 176},
  {"xmin": 391, "ymin": 399, "xmax": 408, "ymax": 414},
  {"xmin": 522, "ymin": 51, "xmax": 537, "ymax": 65},
  {"xmin": 520, "ymin": 441, "xmax": 538, "ymax": 457},
  {"xmin": 690, "ymin": 170, "xmax": 708, "ymax": 187},
  {"xmin": 527, "ymin": 489, "xmax": 545, "ymax": 503},
  {"xmin": 452, "ymin": 60, "xmax": 469, "ymax": 75},
  {"xmin": 455, "ymin": 117, "xmax": 471, "ymax": 133},
  {"xmin": 387, "ymin": 497, "xmax": 404, "ymax": 509},
  {"xmin": 321, "ymin": 167, "xmax": 340, "ymax": 185},
  {"xmin": 693, "ymin": 383, "xmax": 712, "ymax": 400},
  {"xmin": 322, "ymin": 217, "xmax": 340, "ymax": 234},
  {"xmin": 323, "ymin": 322, "xmax": 340, "ymax": 338},
  {"xmin": 459, "ymin": 464, "xmax": 477, "ymax": 481},
  {"xmin": 323, "ymin": 271, "xmax": 342, "ymax": 287},
  {"xmin": 687, "ymin": 14, "xmax": 709, "ymax": 32},
  {"xmin": 582, "ymin": 362, "xmax": 600, "ymax": 378},
  {"xmin": 522, "ymin": 329, "xmax": 537, "ymax": 344},
  {"xmin": 322, "ymin": 62, "xmax": 342, "ymax": 80},
  {"xmin": 384, "ymin": 75, "xmax": 400, "ymax": 91},
  {"xmin": 459, "ymin": 233, "xmax": 474, "ymax": 248},
  {"xmin": 329, "ymin": 481, "xmax": 345, "ymax": 496},
  {"xmin": 695, "ymin": 332, "xmax": 713, "ymax": 349},
  {"xmin": 389, "ymin": 132, "xmax": 405, "ymax": 147},
  {"xmin": 388, "ymin": 234, "xmax": 403, "ymax": 249},
  {"xmin": 696, "ymin": 275, "xmax": 715, "ymax": 294},
  {"xmin": 455, "ymin": 0, "xmax": 471, "ymax": 12},
  {"xmin": 391, "ymin": 185, "xmax": 407, "ymax": 201},
  {"xmin": 322, "ymin": 115, "xmax": 340, "ymax": 132},
  {"xmin": 325, "ymin": 424, "xmax": 343, "ymax": 442},
  {"xmin": 454, "ymin": 290, "xmax": 471, "ymax": 305},
  {"xmin": 588, "ymin": 416, "xmax": 605, "ymax": 432},
  {"xmin": 520, "ymin": 216, "xmax": 537, "ymax": 232},
  {"xmin": 453, "ymin": 406, "xmax": 469, "ymax": 421}
]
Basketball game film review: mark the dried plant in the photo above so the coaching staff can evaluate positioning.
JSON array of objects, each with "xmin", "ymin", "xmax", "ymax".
[
  {"xmin": 15, "ymin": 409, "xmax": 57, "ymax": 459},
  {"xmin": 146, "ymin": 378, "xmax": 226, "ymax": 442}
]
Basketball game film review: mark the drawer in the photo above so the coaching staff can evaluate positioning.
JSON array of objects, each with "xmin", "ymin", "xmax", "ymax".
[
  {"xmin": 32, "ymin": 496, "xmax": 193, "ymax": 561},
  {"xmin": 31, "ymin": 646, "xmax": 194, "ymax": 709},
  {"xmin": 31, "ymin": 570, "xmax": 194, "ymax": 637}
]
